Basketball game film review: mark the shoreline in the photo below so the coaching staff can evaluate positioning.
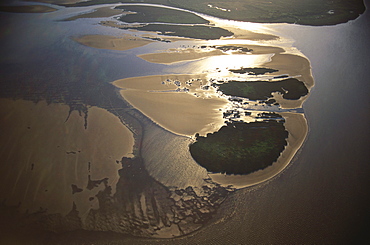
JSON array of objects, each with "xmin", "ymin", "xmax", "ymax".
[
  {"xmin": 112, "ymin": 74, "xmax": 229, "ymax": 137},
  {"xmin": 72, "ymin": 34, "xmax": 155, "ymax": 51},
  {"xmin": 209, "ymin": 112, "xmax": 307, "ymax": 188},
  {"xmin": 0, "ymin": 98, "xmax": 134, "ymax": 220}
]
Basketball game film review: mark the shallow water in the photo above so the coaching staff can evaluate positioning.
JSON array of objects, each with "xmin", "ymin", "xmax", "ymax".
[{"xmin": 0, "ymin": 1, "xmax": 368, "ymax": 243}]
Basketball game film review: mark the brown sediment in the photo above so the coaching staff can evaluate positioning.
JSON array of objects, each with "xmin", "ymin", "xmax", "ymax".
[
  {"xmin": 0, "ymin": 99, "xmax": 134, "ymax": 219},
  {"xmin": 0, "ymin": 5, "xmax": 57, "ymax": 13},
  {"xmin": 137, "ymin": 44, "xmax": 285, "ymax": 64},
  {"xmin": 113, "ymin": 73, "xmax": 212, "ymax": 96},
  {"xmin": 138, "ymin": 48, "xmax": 226, "ymax": 64},
  {"xmin": 209, "ymin": 112, "xmax": 307, "ymax": 188},
  {"xmin": 224, "ymin": 26, "xmax": 278, "ymax": 41},
  {"xmin": 72, "ymin": 34, "xmax": 154, "ymax": 51},
  {"xmin": 113, "ymin": 74, "xmax": 228, "ymax": 137},
  {"xmin": 65, "ymin": 7, "xmax": 123, "ymax": 21},
  {"xmin": 265, "ymin": 53, "xmax": 314, "ymax": 108}
]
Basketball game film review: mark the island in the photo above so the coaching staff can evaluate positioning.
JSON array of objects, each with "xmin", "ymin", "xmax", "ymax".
[
  {"xmin": 189, "ymin": 120, "xmax": 288, "ymax": 174},
  {"xmin": 62, "ymin": 0, "xmax": 366, "ymax": 26},
  {"xmin": 217, "ymin": 78, "xmax": 309, "ymax": 101}
]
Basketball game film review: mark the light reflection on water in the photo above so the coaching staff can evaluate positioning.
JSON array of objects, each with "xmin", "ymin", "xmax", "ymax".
[
  {"xmin": 181, "ymin": 53, "xmax": 274, "ymax": 76},
  {"xmin": 0, "ymin": 2, "xmax": 322, "ymax": 240}
]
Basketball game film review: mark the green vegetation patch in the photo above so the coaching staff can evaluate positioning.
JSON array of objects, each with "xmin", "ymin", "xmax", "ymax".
[
  {"xmin": 122, "ymin": 24, "xmax": 234, "ymax": 40},
  {"xmin": 116, "ymin": 5, "xmax": 209, "ymax": 24},
  {"xmin": 60, "ymin": 0, "xmax": 365, "ymax": 26},
  {"xmin": 217, "ymin": 78, "xmax": 308, "ymax": 101},
  {"xmin": 229, "ymin": 67, "xmax": 278, "ymax": 75},
  {"xmin": 170, "ymin": 0, "xmax": 365, "ymax": 26},
  {"xmin": 189, "ymin": 121, "xmax": 288, "ymax": 174}
]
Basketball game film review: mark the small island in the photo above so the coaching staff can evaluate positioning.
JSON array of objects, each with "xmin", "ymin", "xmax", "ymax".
[
  {"xmin": 189, "ymin": 120, "xmax": 288, "ymax": 175},
  {"xmin": 116, "ymin": 5, "xmax": 209, "ymax": 24},
  {"xmin": 121, "ymin": 24, "xmax": 234, "ymax": 40},
  {"xmin": 229, "ymin": 67, "xmax": 278, "ymax": 75},
  {"xmin": 217, "ymin": 78, "xmax": 308, "ymax": 101},
  {"xmin": 63, "ymin": 0, "xmax": 366, "ymax": 26}
]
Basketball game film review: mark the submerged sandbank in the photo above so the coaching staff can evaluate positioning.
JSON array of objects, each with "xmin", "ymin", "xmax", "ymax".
[
  {"xmin": 113, "ymin": 74, "xmax": 228, "ymax": 137},
  {"xmin": 73, "ymin": 34, "xmax": 154, "ymax": 51},
  {"xmin": 0, "ymin": 99, "xmax": 134, "ymax": 219}
]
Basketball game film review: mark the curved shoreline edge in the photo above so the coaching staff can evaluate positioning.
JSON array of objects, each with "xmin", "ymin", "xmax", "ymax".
[
  {"xmin": 208, "ymin": 112, "xmax": 308, "ymax": 189},
  {"xmin": 57, "ymin": 0, "xmax": 366, "ymax": 26}
]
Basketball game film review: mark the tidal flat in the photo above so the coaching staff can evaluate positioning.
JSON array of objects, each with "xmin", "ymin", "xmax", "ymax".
[
  {"xmin": 0, "ymin": 98, "xmax": 134, "ymax": 218},
  {"xmin": 73, "ymin": 34, "xmax": 155, "ymax": 51},
  {"xmin": 0, "ymin": 1, "xmax": 321, "ymax": 241}
]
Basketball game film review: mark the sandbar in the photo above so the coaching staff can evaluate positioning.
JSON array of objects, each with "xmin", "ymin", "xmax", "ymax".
[
  {"xmin": 138, "ymin": 44, "xmax": 285, "ymax": 64},
  {"xmin": 65, "ymin": 6, "xmax": 123, "ymax": 21},
  {"xmin": 113, "ymin": 74, "xmax": 228, "ymax": 136},
  {"xmin": 0, "ymin": 99, "xmax": 134, "ymax": 220},
  {"xmin": 265, "ymin": 53, "xmax": 314, "ymax": 108},
  {"xmin": 72, "ymin": 34, "xmax": 154, "ymax": 51},
  {"xmin": 138, "ymin": 48, "xmax": 226, "ymax": 64},
  {"xmin": 209, "ymin": 112, "xmax": 307, "ymax": 188},
  {"xmin": 223, "ymin": 26, "xmax": 278, "ymax": 41}
]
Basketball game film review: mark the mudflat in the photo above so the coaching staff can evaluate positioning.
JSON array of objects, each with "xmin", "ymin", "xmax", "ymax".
[
  {"xmin": 113, "ymin": 74, "xmax": 228, "ymax": 136},
  {"xmin": 72, "ymin": 34, "xmax": 154, "ymax": 51},
  {"xmin": 0, "ymin": 99, "xmax": 134, "ymax": 219}
]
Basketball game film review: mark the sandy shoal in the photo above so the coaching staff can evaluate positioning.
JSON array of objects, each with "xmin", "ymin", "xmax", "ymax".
[
  {"xmin": 137, "ymin": 44, "xmax": 285, "ymax": 64},
  {"xmin": 121, "ymin": 90, "xmax": 227, "ymax": 137},
  {"xmin": 265, "ymin": 53, "xmax": 314, "ymax": 109},
  {"xmin": 0, "ymin": 5, "xmax": 57, "ymax": 13},
  {"xmin": 66, "ymin": 7, "xmax": 123, "ymax": 21},
  {"xmin": 113, "ymin": 73, "xmax": 208, "ymax": 91},
  {"xmin": 209, "ymin": 112, "xmax": 307, "ymax": 188},
  {"xmin": 113, "ymin": 74, "xmax": 228, "ymax": 136},
  {"xmin": 0, "ymin": 99, "xmax": 133, "ymax": 220},
  {"xmin": 138, "ymin": 49, "xmax": 226, "ymax": 64},
  {"xmin": 226, "ymin": 26, "xmax": 278, "ymax": 41},
  {"xmin": 73, "ymin": 34, "xmax": 154, "ymax": 51}
]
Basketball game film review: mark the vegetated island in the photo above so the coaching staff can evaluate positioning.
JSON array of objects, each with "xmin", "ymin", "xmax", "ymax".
[
  {"xmin": 112, "ymin": 5, "xmax": 234, "ymax": 40},
  {"xmin": 229, "ymin": 67, "xmax": 278, "ymax": 75},
  {"xmin": 189, "ymin": 119, "xmax": 288, "ymax": 175},
  {"xmin": 217, "ymin": 78, "xmax": 309, "ymax": 101},
  {"xmin": 60, "ymin": 0, "xmax": 366, "ymax": 26},
  {"xmin": 116, "ymin": 5, "xmax": 209, "ymax": 24},
  {"xmin": 120, "ymin": 24, "xmax": 234, "ymax": 40}
]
